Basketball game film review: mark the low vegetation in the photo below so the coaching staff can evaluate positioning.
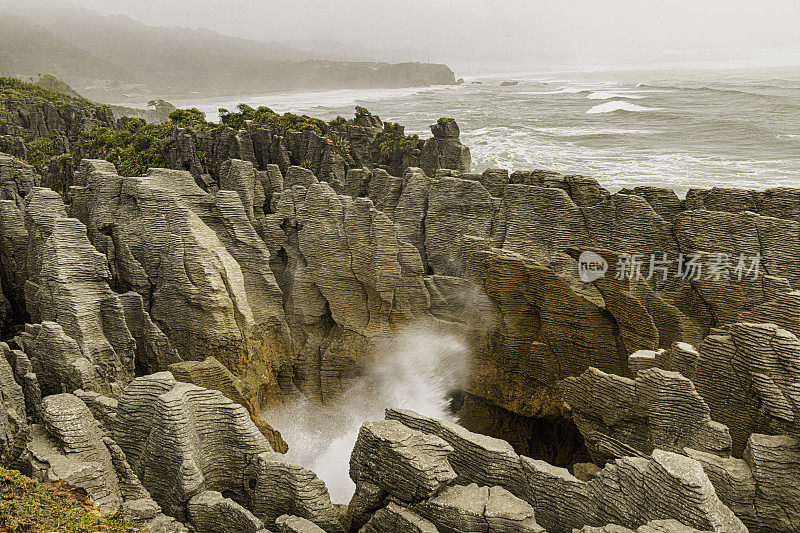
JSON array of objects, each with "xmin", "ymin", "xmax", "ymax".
[
  {"xmin": 218, "ymin": 104, "xmax": 328, "ymax": 134},
  {"xmin": 0, "ymin": 466, "xmax": 146, "ymax": 532},
  {"xmin": 377, "ymin": 131, "xmax": 421, "ymax": 160},
  {"xmin": 0, "ymin": 76, "xmax": 95, "ymax": 112},
  {"xmin": 1, "ymin": 77, "xmax": 425, "ymax": 178}
]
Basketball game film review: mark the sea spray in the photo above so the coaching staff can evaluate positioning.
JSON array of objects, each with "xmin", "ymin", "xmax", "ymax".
[{"xmin": 262, "ymin": 322, "xmax": 470, "ymax": 503}]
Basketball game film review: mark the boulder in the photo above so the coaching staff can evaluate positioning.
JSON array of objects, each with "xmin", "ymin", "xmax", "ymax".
[
  {"xmin": 415, "ymin": 483, "xmax": 545, "ymax": 532},
  {"xmin": 243, "ymin": 451, "xmax": 343, "ymax": 532},
  {"xmin": 561, "ymin": 367, "xmax": 731, "ymax": 461},
  {"xmin": 359, "ymin": 501, "xmax": 439, "ymax": 532},
  {"xmin": 188, "ymin": 490, "xmax": 267, "ymax": 533},
  {"xmin": 276, "ymin": 514, "xmax": 327, "ymax": 533},
  {"xmin": 349, "ymin": 420, "xmax": 456, "ymax": 502}
]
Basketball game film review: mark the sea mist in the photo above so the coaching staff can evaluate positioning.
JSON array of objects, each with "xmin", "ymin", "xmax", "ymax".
[{"xmin": 263, "ymin": 323, "xmax": 470, "ymax": 503}]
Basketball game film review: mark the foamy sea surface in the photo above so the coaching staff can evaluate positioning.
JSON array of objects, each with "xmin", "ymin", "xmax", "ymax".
[{"xmin": 170, "ymin": 65, "xmax": 800, "ymax": 197}]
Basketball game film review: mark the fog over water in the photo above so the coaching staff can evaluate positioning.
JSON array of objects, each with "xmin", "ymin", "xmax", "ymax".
[{"xmin": 45, "ymin": 0, "xmax": 800, "ymax": 69}]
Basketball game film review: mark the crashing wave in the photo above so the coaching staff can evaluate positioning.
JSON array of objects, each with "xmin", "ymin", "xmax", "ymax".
[
  {"xmin": 587, "ymin": 91, "xmax": 645, "ymax": 100},
  {"xmin": 586, "ymin": 100, "xmax": 663, "ymax": 114}
]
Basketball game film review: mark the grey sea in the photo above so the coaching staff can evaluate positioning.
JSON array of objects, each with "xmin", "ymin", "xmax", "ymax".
[{"xmin": 172, "ymin": 65, "xmax": 800, "ymax": 197}]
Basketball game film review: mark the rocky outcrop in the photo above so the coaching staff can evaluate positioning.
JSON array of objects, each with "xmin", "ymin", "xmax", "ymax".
[
  {"xmin": 350, "ymin": 420, "xmax": 457, "ymax": 501},
  {"xmin": 70, "ymin": 159, "xmax": 290, "ymax": 410},
  {"xmin": 416, "ymin": 483, "xmax": 545, "ymax": 533},
  {"xmin": 2, "ymin": 105, "xmax": 800, "ymax": 533},
  {"xmin": 691, "ymin": 322, "xmax": 800, "ymax": 454},
  {"xmin": 687, "ymin": 433, "xmax": 800, "ymax": 532},
  {"xmin": 0, "ymin": 342, "xmax": 27, "ymax": 462},
  {"xmin": 168, "ymin": 356, "xmax": 287, "ymax": 452},
  {"xmin": 276, "ymin": 515, "xmax": 328, "ymax": 533},
  {"xmin": 360, "ymin": 501, "xmax": 439, "ymax": 532},
  {"xmin": 19, "ymin": 393, "xmax": 160, "ymax": 517},
  {"xmin": 244, "ymin": 451, "xmax": 342, "ymax": 531},
  {"xmin": 2, "ymin": 99, "xmax": 115, "ymax": 148},
  {"xmin": 345, "ymin": 409, "xmax": 743, "ymax": 533},
  {"xmin": 111, "ymin": 372, "xmax": 272, "ymax": 520},
  {"xmin": 420, "ymin": 119, "xmax": 471, "ymax": 176},
  {"xmin": 562, "ymin": 367, "xmax": 731, "ymax": 461},
  {"xmin": 187, "ymin": 490, "xmax": 268, "ymax": 533},
  {"xmin": 263, "ymin": 179, "xmax": 432, "ymax": 398}
]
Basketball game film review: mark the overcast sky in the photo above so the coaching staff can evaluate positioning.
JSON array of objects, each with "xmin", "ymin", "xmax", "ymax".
[{"xmin": 35, "ymin": 0, "xmax": 800, "ymax": 69}]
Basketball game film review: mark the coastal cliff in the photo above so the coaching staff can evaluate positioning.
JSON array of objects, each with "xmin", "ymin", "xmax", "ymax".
[
  {"xmin": 0, "ymin": 6, "xmax": 457, "ymax": 101},
  {"xmin": 1, "ymin": 79, "xmax": 800, "ymax": 532}
]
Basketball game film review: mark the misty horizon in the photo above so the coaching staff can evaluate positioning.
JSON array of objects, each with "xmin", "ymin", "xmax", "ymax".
[{"xmin": 4, "ymin": 0, "xmax": 800, "ymax": 72}]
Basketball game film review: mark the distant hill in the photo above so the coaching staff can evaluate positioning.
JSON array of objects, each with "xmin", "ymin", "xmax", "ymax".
[
  {"xmin": 0, "ymin": 12, "xmax": 133, "ymax": 83},
  {"xmin": 0, "ymin": 1, "xmax": 455, "ymax": 101}
]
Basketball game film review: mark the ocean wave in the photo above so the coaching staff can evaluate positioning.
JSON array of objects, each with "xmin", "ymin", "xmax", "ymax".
[
  {"xmin": 534, "ymin": 126, "xmax": 656, "ymax": 136},
  {"xmin": 586, "ymin": 101, "xmax": 663, "ymax": 114},
  {"xmin": 586, "ymin": 91, "xmax": 645, "ymax": 100},
  {"xmin": 634, "ymin": 82, "xmax": 786, "ymax": 98},
  {"xmin": 518, "ymin": 86, "xmax": 590, "ymax": 95}
]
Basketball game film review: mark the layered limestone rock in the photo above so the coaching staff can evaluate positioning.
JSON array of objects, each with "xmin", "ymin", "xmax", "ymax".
[
  {"xmin": 687, "ymin": 433, "xmax": 800, "ymax": 533},
  {"xmin": 168, "ymin": 356, "xmax": 287, "ymax": 452},
  {"xmin": 386, "ymin": 408, "xmax": 528, "ymax": 498},
  {"xmin": 415, "ymin": 483, "xmax": 545, "ymax": 533},
  {"xmin": 71, "ymin": 159, "xmax": 290, "ymax": 410},
  {"xmin": 524, "ymin": 451, "xmax": 745, "ymax": 533},
  {"xmin": 420, "ymin": 119, "xmax": 471, "ymax": 176},
  {"xmin": 561, "ymin": 367, "xmax": 731, "ymax": 461},
  {"xmin": 692, "ymin": 322, "xmax": 800, "ymax": 454},
  {"xmin": 20, "ymin": 214, "xmax": 136, "ymax": 394},
  {"xmin": 685, "ymin": 187, "xmax": 800, "ymax": 222},
  {"xmin": 276, "ymin": 515, "xmax": 328, "ymax": 533},
  {"xmin": 575, "ymin": 521, "xmax": 712, "ymax": 532},
  {"xmin": 243, "ymin": 451, "xmax": 343, "ymax": 532},
  {"xmin": 19, "ymin": 393, "xmax": 159, "ymax": 517},
  {"xmin": 112, "ymin": 372, "xmax": 272, "ymax": 520},
  {"xmin": 349, "ymin": 420, "xmax": 457, "ymax": 501},
  {"xmin": 0, "ymin": 153, "xmax": 40, "ymax": 329},
  {"xmin": 263, "ymin": 180, "xmax": 432, "ymax": 398},
  {"xmin": 0, "ymin": 342, "xmax": 27, "ymax": 462},
  {"xmin": 378, "ymin": 409, "xmax": 744, "ymax": 533},
  {"xmin": 359, "ymin": 501, "xmax": 439, "ymax": 532},
  {"xmin": 187, "ymin": 490, "xmax": 268, "ymax": 533}
]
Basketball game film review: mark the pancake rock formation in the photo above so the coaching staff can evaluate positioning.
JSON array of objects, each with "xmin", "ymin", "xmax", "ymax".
[{"xmin": 1, "ymin": 107, "xmax": 799, "ymax": 532}]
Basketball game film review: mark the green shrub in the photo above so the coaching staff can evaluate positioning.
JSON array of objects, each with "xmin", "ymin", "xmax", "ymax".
[
  {"xmin": 220, "ymin": 104, "xmax": 326, "ymax": 134},
  {"xmin": 24, "ymin": 137, "xmax": 58, "ymax": 168},
  {"xmin": 0, "ymin": 76, "xmax": 95, "ymax": 110},
  {"xmin": 324, "ymin": 131, "xmax": 350, "ymax": 158},
  {"xmin": 169, "ymin": 108, "xmax": 213, "ymax": 131},
  {"xmin": 82, "ymin": 119, "xmax": 174, "ymax": 177},
  {"xmin": 0, "ymin": 466, "xmax": 146, "ymax": 533}
]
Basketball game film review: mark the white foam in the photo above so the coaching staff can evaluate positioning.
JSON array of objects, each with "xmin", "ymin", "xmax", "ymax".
[
  {"xmin": 534, "ymin": 126, "xmax": 656, "ymax": 136},
  {"xmin": 586, "ymin": 91, "xmax": 645, "ymax": 100},
  {"xmin": 586, "ymin": 101, "xmax": 663, "ymax": 114},
  {"xmin": 518, "ymin": 86, "xmax": 590, "ymax": 95}
]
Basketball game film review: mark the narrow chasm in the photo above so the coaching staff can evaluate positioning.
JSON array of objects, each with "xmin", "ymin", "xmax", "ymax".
[{"xmin": 454, "ymin": 392, "xmax": 591, "ymax": 468}]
